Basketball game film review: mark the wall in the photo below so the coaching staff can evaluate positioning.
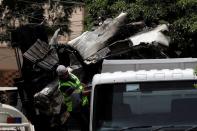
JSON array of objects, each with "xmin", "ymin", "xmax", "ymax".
[
  {"xmin": 0, "ymin": 47, "xmax": 20, "ymax": 86},
  {"xmin": 69, "ymin": 7, "xmax": 84, "ymax": 40}
]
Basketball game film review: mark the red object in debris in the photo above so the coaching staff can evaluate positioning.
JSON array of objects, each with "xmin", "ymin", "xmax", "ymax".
[{"xmin": 7, "ymin": 117, "xmax": 15, "ymax": 123}]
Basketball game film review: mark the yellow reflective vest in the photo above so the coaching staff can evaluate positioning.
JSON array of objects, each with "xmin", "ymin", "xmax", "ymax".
[{"xmin": 58, "ymin": 73, "xmax": 88, "ymax": 112}]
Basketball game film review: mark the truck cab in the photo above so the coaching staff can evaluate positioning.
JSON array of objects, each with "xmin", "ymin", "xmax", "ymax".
[{"xmin": 90, "ymin": 68, "xmax": 197, "ymax": 131}]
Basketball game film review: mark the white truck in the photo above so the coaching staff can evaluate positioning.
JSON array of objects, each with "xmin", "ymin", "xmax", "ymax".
[
  {"xmin": 89, "ymin": 59, "xmax": 197, "ymax": 131},
  {"xmin": 0, "ymin": 103, "xmax": 35, "ymax": 131},
  {"xmin": 0, "ymin": 87, "xmax": 35, "ymax": 131}
]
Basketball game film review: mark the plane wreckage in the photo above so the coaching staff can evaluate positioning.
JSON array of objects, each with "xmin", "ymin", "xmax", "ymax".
[{"xmin": 10, "ymin": 12, "xmax": 170, "ymax": 131}]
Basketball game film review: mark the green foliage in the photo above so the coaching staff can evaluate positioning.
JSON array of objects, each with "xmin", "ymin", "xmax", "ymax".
[
  {"xmin": 87, "ymin": 0, "xmax": 109, "ymax": 17},
  {"xmin": 110, "ymin": 1, "xmax": 127, "ymax": 14},
  {"xmin": 84, "ymin": 14, "xmax": 94, "ymax": 31},
  {"xmin": 177, "ymin": 0, "xmax": 197, "ymax": 9},
  {"xmin": 0, "ymin": 0, "xmax": 82, "ymax": 41},
  {"xmin": 84, "ymin": 0, "xmax": 197, "ymax": 57}
]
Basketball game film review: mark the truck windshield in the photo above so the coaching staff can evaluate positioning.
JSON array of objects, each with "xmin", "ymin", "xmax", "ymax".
[{"xmin": 92, "ymin": 80, "xmax": 197, "ymax": 131}]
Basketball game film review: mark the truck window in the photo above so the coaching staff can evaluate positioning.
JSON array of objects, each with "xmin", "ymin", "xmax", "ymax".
[{"xmin": 92, "ymin": 80, "xmax": 197, "ymax": 131}]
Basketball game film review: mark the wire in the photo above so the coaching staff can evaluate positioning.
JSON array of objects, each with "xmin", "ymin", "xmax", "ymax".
[
  {"xmin": 17, "ymin": 0, "xmax": 85, "ymax": 5},
  {"xmin": 52, "ymin": 0, "xmax": 85, "ymax": 5},
  {"xmin": 17, "ymin": 0, "xmax": 43, "ymax": 5},
  {"xmin": 0, "ymin": 17, "xmax": 83, "ymax": 26},
  {"xmin": 20, "ymin": 14, "xmax": 44, "ymax": 21},
  {"xmin": 69, "ymin": 20, "xmax": 83, "ymax": 23},
  {"xmin": 1, "ymin": 11, "xmax": 83, "ymax": 24}
]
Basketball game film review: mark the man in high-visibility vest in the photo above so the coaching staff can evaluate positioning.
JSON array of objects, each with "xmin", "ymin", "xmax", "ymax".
[{"xmin": 56, "ymin": 65, "xmax": 89, "ymax": 131}]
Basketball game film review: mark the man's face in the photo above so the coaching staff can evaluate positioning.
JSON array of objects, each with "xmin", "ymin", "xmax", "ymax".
[{"xmin": 58, "ymin": 72, "xmax": 69, "ymax": 80}]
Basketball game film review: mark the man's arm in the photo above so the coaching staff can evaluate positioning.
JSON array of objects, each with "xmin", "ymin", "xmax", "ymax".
[{"xmin": 60, "ymin": 85, "xmax": 75, "ymax": 96}]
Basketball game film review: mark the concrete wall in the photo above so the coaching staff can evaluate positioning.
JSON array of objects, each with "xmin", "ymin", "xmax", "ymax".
[
  {"xmin": 69, "ymin": 7, "xmax": 84, "ymax": 40},
  {"xmin": 0, "ymin": 47, "xmax": 20, "ymax": 86},
  {"xmin": 0, "ymin": 47, "xmax": 18, "ymax": 70}
]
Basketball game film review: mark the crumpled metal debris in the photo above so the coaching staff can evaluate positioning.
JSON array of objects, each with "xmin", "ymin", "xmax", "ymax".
[
  {"xmin": 67, "ymin": 12, "xmax": 170, "ymax": 64},
  {"xmin": 68, "ymin": 12, "xmax": 128, "ymax": 61}
]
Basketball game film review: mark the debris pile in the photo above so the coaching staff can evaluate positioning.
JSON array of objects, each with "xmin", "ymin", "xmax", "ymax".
[{"xmin": 9, "ymin": 12, "xmax": 171, "ymax": 131}]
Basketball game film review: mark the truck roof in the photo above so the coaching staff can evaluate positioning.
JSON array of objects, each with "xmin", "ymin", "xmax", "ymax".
[
  {"xmin": 102, "ymin": 58, "xmax": 197, "ymax": 73},
  {"xmin": 93, "ymin": 68, "xmax": 197, "ymax": 86}
]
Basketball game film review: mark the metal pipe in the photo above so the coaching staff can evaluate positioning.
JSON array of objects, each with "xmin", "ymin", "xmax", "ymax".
[{"xmin": 14, "ymin": 48, "xmax": 22, "ymax": 76}]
